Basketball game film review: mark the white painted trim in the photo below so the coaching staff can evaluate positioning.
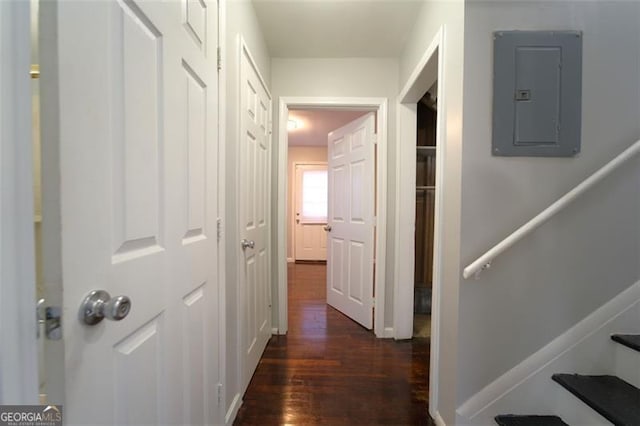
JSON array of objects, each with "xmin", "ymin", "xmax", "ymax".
[
  {"xmin": 383, "ymin": 327, "xmax": 395, "ymax": 338},
  {"xmin": 291, "ymin": 161, "xmax": 328, "ymax": 261},
  {"xmin": 277, "ymin": 97, "xmax": 388, "ymax": 338},
  {"xmin": 277, "ymin": 100, "xmax": 289, "ymax": 335},
  {"xmin": 224, "ymin": 392, "xmax": 242, "ymax": 426},
  {"xmin": 433, "ymin": 411, "xmax": 446, "ymax": 426},
  {"xmin": 0, "ymin": 0, "xmax": 38, "ymax": 404},
  {"xmin": 216, "ymin": 1, "xmax": 227, "ymax": 424},
  {"xmin": 457, "ymin": 279, "xmax": 640, "ymax": 420},
  {"xmin": 286, "ymin": 257, "xmax": 294, "ymax": 263},
  {"xmin": 395, "ymin": 26, "xmax": 446, "ymax": 416}
]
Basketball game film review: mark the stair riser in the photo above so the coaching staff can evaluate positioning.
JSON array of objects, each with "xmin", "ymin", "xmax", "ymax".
[
  {"xmin": 551, "ymin": 381, "xmax": 613, "ymax": 426},
  {"xmin": 458, "ymin": 285, "xmax": 640, "ymax": 425},
  {"xmin": 614, "ymin": 343, "xmax": 640, "ymax": 389}
]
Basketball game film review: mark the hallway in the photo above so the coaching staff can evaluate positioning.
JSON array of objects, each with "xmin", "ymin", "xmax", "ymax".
[{"xmin": 234, "ymin": 263, "xmax": 434, "ymax": 425}]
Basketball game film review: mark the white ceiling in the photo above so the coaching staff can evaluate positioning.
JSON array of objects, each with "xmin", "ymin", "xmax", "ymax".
[
  {"xmin": 251, "ymin": 0, "xmax": 424, "ymax": 57},
  {"xmin": 288, "ymin": 109, "xmax": 369, "ymax": 146}
]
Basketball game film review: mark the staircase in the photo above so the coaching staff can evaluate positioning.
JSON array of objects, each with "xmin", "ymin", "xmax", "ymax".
[{"xmin": 495, "ymin": 335, "xmax": 640, "ymax": 426}]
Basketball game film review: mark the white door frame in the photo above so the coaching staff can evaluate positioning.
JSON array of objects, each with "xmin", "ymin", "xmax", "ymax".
[
  {"xmin": 292, "ymin": 160, "xmax": 327, "ymax": 261},
  {"xmin": 277, "ymin": 97, "xmax": 388, "ymax": 338},
  {"xmin": 0, "ymin": 0, "xmax": 38, "ymax": 404},
  {"xmin": 395, "ymin": 26, "xmax": 445, "ymax": 414}
]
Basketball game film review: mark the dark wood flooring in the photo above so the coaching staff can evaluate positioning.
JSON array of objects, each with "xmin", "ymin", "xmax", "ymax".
[{"xmin": 234, "ymin": 263, "xmax": 434, "ymax": 425}]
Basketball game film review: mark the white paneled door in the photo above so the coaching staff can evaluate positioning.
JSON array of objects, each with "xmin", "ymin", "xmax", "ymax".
[
  {"xmin": 326, "ymin": 113, "xmax": 376, "ymax": 329},
  {"xmin": 294, "ymin": 164, "xmax": 328, "ymax": 261},
  {"xmin": 54, "ymin": 1, "xmax": 220, "ymax": 424},
  {"xmin": 239, "ymin": 42, "xmax": 272, "ymax": 392}
]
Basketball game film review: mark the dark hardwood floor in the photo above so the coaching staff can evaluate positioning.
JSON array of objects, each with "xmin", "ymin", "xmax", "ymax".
[{"xmin": 234, "ymin": 263, "xmax": 434, "ymax": 425}]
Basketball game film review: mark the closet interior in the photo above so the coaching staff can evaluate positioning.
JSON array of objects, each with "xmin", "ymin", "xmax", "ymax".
[{"xmin": 413, "ymin": 84, "xmax": 437, "ymax": 338}]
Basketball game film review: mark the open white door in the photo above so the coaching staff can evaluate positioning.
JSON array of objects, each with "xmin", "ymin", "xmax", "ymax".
[
  {"xmin": 326, "ymin": 113, "xmax": 375, "ymax": 329},
  {"xmin": 46, "ymin": 1, "xmax": 220, "ymax": 423},
  {"xmin": 239, "ymin": 41, "xmax": 272, "ymax": 392}
]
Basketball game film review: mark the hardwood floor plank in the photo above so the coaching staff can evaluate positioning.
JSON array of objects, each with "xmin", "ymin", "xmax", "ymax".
[{"xmin": 234, "ymin": 263, "xmax": 434, "ymax": 425}]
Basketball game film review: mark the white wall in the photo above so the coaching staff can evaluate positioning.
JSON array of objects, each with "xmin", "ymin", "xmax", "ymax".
[
  {"xmin": 223, "ymin": 0, "xmax": 271, "ymax": 420},
  {"xmin": 458, "ymin": 0, "xmax": 640, "ymax": 408},
  {"xmin": 271, "ymin": 57, "xmax": 399, "ymax": 328},
  {"xmin": 398, "ymin": 1, "xmax": 465, "ymax": 423},
  {"xmin": 287, "ymin": 146, "xmax": 328, "ymax": 260}
]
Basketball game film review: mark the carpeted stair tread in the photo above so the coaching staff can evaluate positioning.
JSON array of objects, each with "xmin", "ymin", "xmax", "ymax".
[
  {"xmin": 495, "ymin": 414, "xmax": 569, "ymax": 426},
  {"xmin": 552, "ymin": 374, "xmax": 640, "ymax": 426},
  {"xmin": 611, "ymin": 334, "xmax": 640, "ymax": 352}
]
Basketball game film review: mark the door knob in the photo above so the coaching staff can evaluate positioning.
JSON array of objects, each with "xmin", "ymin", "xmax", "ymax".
[
  {"xmin": 323, "ymin": 225, "xmax": 332, "ymax": 232},
  {"xmin": 80, "ymin": 290, "xmax": 131, "ymax": 325},
  {"xmin": 241, "ymin": 239, "xmax": 255, "ymax": 250}
]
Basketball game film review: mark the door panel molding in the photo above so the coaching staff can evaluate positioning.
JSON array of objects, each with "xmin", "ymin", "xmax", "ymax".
[{"xmin": 276, "ymin": 97, "xmax": 388, "ymax": 338}]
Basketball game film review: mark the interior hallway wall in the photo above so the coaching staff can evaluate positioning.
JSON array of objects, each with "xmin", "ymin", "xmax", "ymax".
[
  {"xmin": 287, "ymin": 146, "xmax": 328, "ymax": 260},
  {"xmin": 398, "ymin": 0, "xmax": 465, "ymax": 423},
  {"xmin": 223, "ymin": 0, "xmax": 271, "ymax": 420},
  {"xmin": 457, "ymin": 0, "xmax": 640, "ymax": 408},
  {"xmin": 270, "ymin": 57, "xmax": 399, "ymax": 330}
]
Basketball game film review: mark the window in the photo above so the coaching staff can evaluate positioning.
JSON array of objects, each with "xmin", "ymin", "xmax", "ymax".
[{"xmin": 300, "ymin": 168, "xmax": 327, "ymax": 223}]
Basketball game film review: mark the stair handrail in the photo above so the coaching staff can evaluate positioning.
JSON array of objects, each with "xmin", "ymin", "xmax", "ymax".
[{"xmin": 463, "ymin": 139, "xmax": 640, "ymax": 279}]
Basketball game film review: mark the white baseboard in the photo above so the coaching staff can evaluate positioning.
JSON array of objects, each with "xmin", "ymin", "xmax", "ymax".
[
  {"xmin": 287, "ymin": 257, "xmax": 294, "ymax": 263},
  {"xmin": 271, "ymin": 327, "xmax": 278, "ymax": 335},
  {"xmin": 383, "ymin": 326, "xmax": 395, "ymax": 338},
  {"xmin": 225, "ymin": 392, "xmax": 242, "ymax": 426},
  {"xmin": 457, "ymin": 280, "xmax": 640, "ymax": 424},
  {"xmin": 433, "ymin": 411, "xmax": 446, "ymax": 426}
]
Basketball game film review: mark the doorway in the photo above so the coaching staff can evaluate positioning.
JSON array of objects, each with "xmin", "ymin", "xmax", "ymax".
[
  {"xmin": 287, "ymin": 108, "xmax": 376, "ymax": 329},
  {"xmin": 413, "ymin": 84, "xmax": 438, "ymax": 339},
  {"xmin": 395, "ymin": 26, "xmax": 445, "ymax": 415},
  {"xmin": 276, "ymin": 98, "xmax": 388, "ymax": 338}
]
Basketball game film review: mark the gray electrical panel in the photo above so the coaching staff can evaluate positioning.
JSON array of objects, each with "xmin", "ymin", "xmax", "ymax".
[{"xmin": 492, "ymin": 31, "xmax": 582, "ymax": 157}]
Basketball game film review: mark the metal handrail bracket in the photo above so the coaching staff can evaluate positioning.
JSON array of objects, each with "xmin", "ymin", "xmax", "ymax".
[{"xmin": 463, "ymin": 139, "xmax": 640, "ymax": 280}]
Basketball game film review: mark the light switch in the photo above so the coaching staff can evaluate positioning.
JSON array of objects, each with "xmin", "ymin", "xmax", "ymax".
[{"xmin": 493, "ymin": 31, "xmax": 582, "ymax": 157}]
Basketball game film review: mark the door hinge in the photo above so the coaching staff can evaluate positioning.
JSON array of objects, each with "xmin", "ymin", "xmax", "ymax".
[
  {"xmin": 372, "ymin": 298, "xmax": 375, "ymax": 307},
  {"xmin": 37, "ymin": 299, "xmax": 62, "ymax": 340},
  {"xmin": 217, "ymin": 383, "xmax": 223, "ymax": 405},
  {"xmin": 217, "ymin": 218, "xmax": 222, "ymax": 242},
  {"xmin": 372, "ymin": 134, "xmax": 378, "ymax": 145},
  {"xmin": 217, "ymin": 47, "xmax": 222, "ymax": 71}
]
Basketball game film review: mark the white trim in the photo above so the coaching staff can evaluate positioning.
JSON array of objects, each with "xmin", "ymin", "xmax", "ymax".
[
  {"xmin": 463, "ymin": 139, "xmax": 640, "ymax": 279},
  {"xmin": 216, "ymin": 1, "xmax": 227, "ymax": 424},
  {"xmin": 277, "ymin": 97, "xmax": 388, "ymax": 338},
  {"xmin": 457, "ymin": 279, "xmax": 640, "ymax": 421},
  {"xmin": 395, "ymin": 26, "xmax": 446, "ymax": 416},
  {"xmin": 0, "ymin": 0, "xmax": 38, "ymax": 404},
  {"xmin": 224, "ymin": 392, "xmax": 242, "ymax": 426},
  {"xmin": 382, "ymin": 327, "xmax": 395, "ymax": 338},
  {"xmin": 433, "ymin": 411, "xmax": 446, "ymax": 426},
  {"xmin": 286, "ymin": 257, "xmax": 294, "ymax": 263}
]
